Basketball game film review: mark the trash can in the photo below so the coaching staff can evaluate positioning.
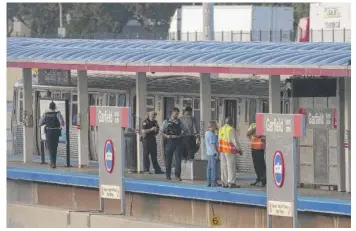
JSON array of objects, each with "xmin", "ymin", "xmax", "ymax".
[{"xmin": 124, "ymin": 128, "xmax": 137, "ymax": 173}]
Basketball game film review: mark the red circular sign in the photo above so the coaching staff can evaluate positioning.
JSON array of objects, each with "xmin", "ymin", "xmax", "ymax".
[
  {"xmin": 272, "ymin": 150, "xmax": 285, "ymax": 188},
  {"xmin": 104, "ymin": 139, "xmax": 115, "ymax": 173}
]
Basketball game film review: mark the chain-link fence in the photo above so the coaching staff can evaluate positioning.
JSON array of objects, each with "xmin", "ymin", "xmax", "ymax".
[{"xmin": 10, "ymin": 29, "xmax": 351, "ymax": 43}]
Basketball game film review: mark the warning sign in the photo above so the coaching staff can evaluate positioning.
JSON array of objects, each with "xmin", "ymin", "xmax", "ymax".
[
  {"xmin": 268, "ymin": 201, "xmax": 293, "ymax": 217},
  {"xmin": 100, "ymin": 185, "xmax": 121, "ymax": 200}
]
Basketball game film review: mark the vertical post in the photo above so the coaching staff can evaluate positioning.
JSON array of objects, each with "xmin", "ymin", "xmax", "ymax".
[
  {"xmin": 177, "ymin": 7, "xmax": 182, "ymax": 41},
  {"xmin": 269, "ymin": 75, "xmax": 281, "ymax": 113},
  {"xmin": 22, "ymin": 68, "xmax": 34, "ymax": 163},
  {"xmin": 203, "ymin": 3, "xmax": 214, "ymax": 41},
  {"xmin": 77, "ymin": 70, "xmax": 89, "ymax": 168},
  {"xmin": 344, "ymin": 77, "xmax": 351, "ymax": 193},
  {"xmin": 199, "ymin": 73, "xmax": 211, "ymax": 160},
  {"xmin": 337, "ymin": 78, "xmax": 346, "ymax": 191},
  {"xmin": 136, "ymin": 72, "xmax": 147, "ymax": 173}
]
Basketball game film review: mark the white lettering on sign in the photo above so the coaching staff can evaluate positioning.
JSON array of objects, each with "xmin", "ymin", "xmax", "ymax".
[
  {"xmin": 98, "ymin": 110, "xmax": 121, "ymax": 125},
  {"xmin": 114, "ymin": 111, "xmax": 120, "ymax": 124},
  {"xmin": 101, "ymin": 185, "xmax": 121, "ymax": 199},
  {"xmin": 268, "ymin": 201, "xmax": 293, "ymax": 217},
  {"xmin": 98, "ymin": 110, "xmax": 113, "ymax": 124},
  {"xmin": 266, "ymin": 118, "xmax": 284, "ymax": 133},
  {"xmin": 308, "ymin": 112, "xmax": 324, "ymax": 125},
  {"xmin": 274, "ymin": 162, "xmax": 282, "ymax": 174}
]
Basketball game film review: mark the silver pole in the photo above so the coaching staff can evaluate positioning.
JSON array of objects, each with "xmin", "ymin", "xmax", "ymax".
[
  {"xmin": 202, "ymin": 3, "xmax": 214, "ymax": 41},
  {"xmin": 59, "ymin": 3, "xmax": 63, "ymax": 28}
]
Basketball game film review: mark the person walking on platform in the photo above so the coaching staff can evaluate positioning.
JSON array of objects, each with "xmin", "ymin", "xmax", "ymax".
[
  {"xmin": 160, "ymin": 108, "xmax": 184, "ymax": 181},
  {"xmin": 141, "ymin": 111, "xmax": 164, "ymax": 174},
  {"xmin": 39, "ymin": 101, "xmax": 64, "ymax": 169},
  {"xmin": 247, "ymin": 122, "xmax": 266, "ymax": 187},
  {"xmin": 218, "ymin": 117, "xmax": 242, "ymax": 188},
  {"xmin": 205, "ymin": 121, "xmax": 219, "ymax": 187},
  {"xmin": 179, "ymin": 106, "xmax": 199, "ymax": 161}
]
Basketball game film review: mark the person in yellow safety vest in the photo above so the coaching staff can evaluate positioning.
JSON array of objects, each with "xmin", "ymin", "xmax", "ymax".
[
  {"xmin": 218, "ymin": 117, "xmax": 243, "ymax": 188},
  {"xmin": 247, "ymin": 122, "xmax": 266, "ymax": 187}
]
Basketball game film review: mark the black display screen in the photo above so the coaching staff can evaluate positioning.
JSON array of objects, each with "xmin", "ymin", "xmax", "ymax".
[{"xmin": 291, "ymin": 77, "xmax": 337, "ymax": 97}]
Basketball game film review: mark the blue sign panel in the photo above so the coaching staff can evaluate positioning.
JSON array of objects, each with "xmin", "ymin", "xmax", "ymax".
[
  {"xmin": 273, "ymin": 151, "xmax": 285, "ymax": 188},
  {"xmin": 104, "ymin": 140, "xmax": 115, "ymax": 173}
]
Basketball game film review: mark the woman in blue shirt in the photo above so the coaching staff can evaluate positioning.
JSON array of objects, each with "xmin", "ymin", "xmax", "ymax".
[{"xmin": 205, "ymin": 121, "xmax": 219, "ymax": 187}]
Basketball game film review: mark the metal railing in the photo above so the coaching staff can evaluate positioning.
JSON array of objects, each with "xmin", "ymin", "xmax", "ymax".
[{"xmin": 9, "ymin": 29, "xmax": 351, "ymax": 43}]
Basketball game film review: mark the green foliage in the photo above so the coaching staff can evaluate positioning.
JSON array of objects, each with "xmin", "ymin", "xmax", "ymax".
[{"xmin": 7, "ymin": 3, "xmax": 309, "ymax": 36}]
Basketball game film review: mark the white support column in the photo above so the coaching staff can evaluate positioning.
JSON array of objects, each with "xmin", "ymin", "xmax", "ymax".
[
  {"xmin": 345, "ymin": 77, "xmax": 351, "ymax": 193},
  {"xmin": 337, "ymin": 78, "xmax": 346, "ymax": 192},
  {"xmin": 22, "ymin": 68, "xmax": 34, "ymax": 163},
  {"xmin": 136, "ymin": 72, "xmax": 147, "ymax": 173},
  {"xmin": 269, "ymin": 75, "xmax": 281, "ymax": 113},
  {"xmin": 77, "ymin": 70, "xmax": 89, "ymax": 167},
  {"xmin": 200, "ymin": 73, "xmax": 211, "ymax": 160}
]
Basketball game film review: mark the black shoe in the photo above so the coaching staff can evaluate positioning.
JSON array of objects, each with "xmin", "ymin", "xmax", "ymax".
[
  {"xmin": 228, "ymin": 184, "xmax": 240, "ymax": 188},
  {"xmin": 166, "ymin": 176, "xmax": 171, "ymax": 181},
  {"xmin": 207, "ymin": 184, "xmax": 211, "ymax": 187},
  {"xmin": 260, "ymin": 182, "xmax": 266, "ymax": 187},
  {"xmin": 211, "ymin": 183, "xmax": 217, "ymax": 187},
  {"xmin": 175, "ymin": 177, "xmax": 182, "ymax": 181},
  {"xmin": 250, "ymin": 180, "xmax": 260, "ymax": 186}
]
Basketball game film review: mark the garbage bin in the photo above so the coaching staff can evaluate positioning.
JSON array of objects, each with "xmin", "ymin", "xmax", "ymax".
[{"xmin": 124, "ymin": 128, "xmax": 137, "ymax": 173}]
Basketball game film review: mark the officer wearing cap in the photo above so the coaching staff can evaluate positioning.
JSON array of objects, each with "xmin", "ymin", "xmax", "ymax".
[
  {"xmin": 160, "ymin": 107, "xmax": 185, "ymax": 181},
  {"xmin": 39, "ymin": 101, "xmax": 64, "ymax": 168},
  {"xmin": 141, "ymin": 111, "xmax": 164, "ymax": 174}
]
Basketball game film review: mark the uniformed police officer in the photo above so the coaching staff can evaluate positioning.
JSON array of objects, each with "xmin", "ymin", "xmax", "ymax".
[
  {"xmin": 39, "ymin": 101, "xmax": 64, "ymax": 168},
  {"xmin": 160, "ymin": 108, "xmax": 185, "ymax": 181},
  {"xmin": 141, "ymin": 111, "xmax": 164, "ymax": 174}
]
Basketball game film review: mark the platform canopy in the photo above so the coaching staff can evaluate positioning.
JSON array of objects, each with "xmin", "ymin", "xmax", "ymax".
[{"xmin": 7, "ymin": 38, "xmax": 351, "ymax": 77}]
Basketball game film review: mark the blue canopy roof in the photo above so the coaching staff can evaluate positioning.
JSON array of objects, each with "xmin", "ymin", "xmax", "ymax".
[{"xmin": 7, "ymin": 38, "xmax": 351, "ymax": 66}]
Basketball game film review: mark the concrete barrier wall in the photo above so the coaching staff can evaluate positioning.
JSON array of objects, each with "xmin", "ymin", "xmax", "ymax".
[
  {"xmin": 7, "ymin": 203, "xmax": 191, "ymax": 228},
  {"xmin": 7, "ymin": 179, "xmax": 351, "ymax": 228}
]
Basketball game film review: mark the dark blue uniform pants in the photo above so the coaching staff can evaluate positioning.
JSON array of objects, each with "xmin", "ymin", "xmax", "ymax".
[
  {"xmin": 142, "ymin": 137, "xmax": 162, "ymax": 173},
  {"xmin": 165, "ymin": 138, "xmax": 181, "ymax": 178},
  {"xmin": 46, "ymin": 129, "xmax": 60, "ymax": 166}
]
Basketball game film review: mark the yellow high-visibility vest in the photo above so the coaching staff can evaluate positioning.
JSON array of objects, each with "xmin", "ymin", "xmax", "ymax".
[{"xmin": 218, "ymin": 124, "xmax": 237, "ymax": 154}]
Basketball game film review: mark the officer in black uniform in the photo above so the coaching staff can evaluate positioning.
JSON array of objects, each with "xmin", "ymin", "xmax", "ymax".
[
  {"xmin": 160, "ymin": 108, "xmax": 184, "ymax": 181},
  {"xmin": 141, "ymin": 111, "xmax": 164, "ymax": 174},
  {"xmin": 39, "ymin": 101, "xmax": 64, "ymax": 168}
]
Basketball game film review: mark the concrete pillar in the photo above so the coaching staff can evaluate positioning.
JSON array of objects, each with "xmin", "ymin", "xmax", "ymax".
[
  {"xmin": 337, "ymin": 78, "xmax": 346, "ymax": 192},
  {"xmin": 77, "ymin": 70, "xmax": 89, "ymax": 167},
  {"xmin": 269, "ymin": 75, "xmax": 281, "ymax": 113},
  {"xmin": 22, "ymin": 68, "xmax": 34, "ymax": 163},
  {"xmin": 345, "ymin": 77, "xmax": 351, "ymax": 193},
  {"xmin": 202, "ymin": 3, "xmax": 215, "ymax": 41},
  {"xmin": 136, "ymin": 72, "xmax": 147, "ymax": 173},
  {"xmin": 199, "ymin": 73, "xmax": 211, "ymax": 160}
]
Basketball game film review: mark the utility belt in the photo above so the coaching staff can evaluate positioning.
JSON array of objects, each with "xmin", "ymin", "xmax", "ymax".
[{"xmin": 45, "ymin": 127, "xmax": 62, "ymax": 135}]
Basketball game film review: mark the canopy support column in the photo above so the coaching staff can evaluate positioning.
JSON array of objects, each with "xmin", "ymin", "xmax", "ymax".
[
  {"xmin": 78, "ymin": 70, "xmax": 89, "ymax": 167},
  {"xmin": 337, "ymin": 78, "xmax": 346, "ymax": 192},
  {"xmin": 269, "ymin": 75, "xmax": 281, "ymax": 113},
  {"xmin": 199, "ymin": 73, "xmax": 211, "ymax": 160},
  {"xmin": 344, "ymin": 77, "xmax": 351, "ymax": 193},
  {"xmin": 136, "ymin": 72, "xmax": 147, "ymax": 173},
  {"xmin": 22, "ymin": 68, "xmax": 34, "ymax": 163}
]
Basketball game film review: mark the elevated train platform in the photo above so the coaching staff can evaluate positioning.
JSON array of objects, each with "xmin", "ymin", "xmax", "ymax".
[
  {"xmin": 7, "ymin": 155, "xmax": 351, "ymax": 228},
  {"xmin": 7, "ymin": 38, "xmax": 351, "ymax": 228}
]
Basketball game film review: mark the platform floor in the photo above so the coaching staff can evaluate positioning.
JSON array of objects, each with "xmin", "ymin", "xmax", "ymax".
[{"xmin": 7, "ymin": 155, "xmax": 351, "ymax": 201}]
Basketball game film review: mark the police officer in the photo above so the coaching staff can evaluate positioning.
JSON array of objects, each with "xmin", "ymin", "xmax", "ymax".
[
  {"xmin": 39, "ymin": 101, "xmax": 64, "ymax": 168},
  {"xmin": 160, "ymin": 108, "xmax": 184, "ymax": 181},
  {"xmin": 247, "ymin": 122, "xmax": 266, "ymax": 187},
  {"xmin": 141, "ymin": 111, "xmax": 164, "ymax": 174}
]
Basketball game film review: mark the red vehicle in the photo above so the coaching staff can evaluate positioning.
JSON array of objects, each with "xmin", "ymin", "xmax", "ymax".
[{"xmin": 296, "ymin": 17, "xmax": 310, "ymax": 42}]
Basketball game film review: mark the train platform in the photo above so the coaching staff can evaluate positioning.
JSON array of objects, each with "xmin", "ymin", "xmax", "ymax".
[{"xmin": 7, "ymin": 154, "xmax": 351, "ymax": 217}]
